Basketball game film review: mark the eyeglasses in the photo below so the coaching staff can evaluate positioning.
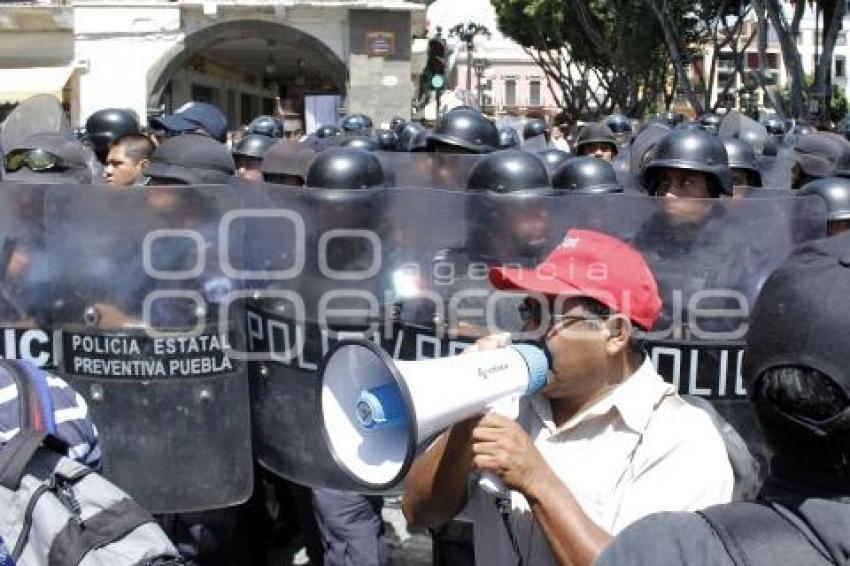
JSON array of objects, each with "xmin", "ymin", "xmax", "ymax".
[
  {"xmin": 5, "ymin": 149, "xmax": 70, "ymax": 173},
  {"xmin": 519, "ymin": 297, "xmax": 607, "ymax": 333}
]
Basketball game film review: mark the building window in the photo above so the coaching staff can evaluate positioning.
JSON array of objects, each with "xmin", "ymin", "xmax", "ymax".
[
  {"xmin": 837, "ymin": 56, "xmax": 846, "ymax": 79},
  {"xmin": 766, "ymin": 53, "xmax": 778, "ymax": 70},
  {"xmin": 505, "ymin": 79, "xmax": 516, "ymax": 106},
  {"xmin": 838, "ymin": 33, "xmax": 847, "ymax": 46},
  {"xmin": 746, "ymin": 52, "xmax": 758, "ymax": 69},
  {"xmin": 718, "ymin": 72, "xmax": 736, "ymax": 90},
  {"xmin": 718, "ymin": 51, "xmax": 736, "ymax": 70},
  {"xmin": 529, "ymin": 80, "xmax": 541, "ymax": 106},
  {"xmin": 263, "ymin": 98, "xmax": 275, "ymax": 115}
]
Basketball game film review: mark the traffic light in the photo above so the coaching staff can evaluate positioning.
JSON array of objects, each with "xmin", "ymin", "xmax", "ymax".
[{"xmin": 426, "ymin": 36, "xmax": 447, "ymax": 92}]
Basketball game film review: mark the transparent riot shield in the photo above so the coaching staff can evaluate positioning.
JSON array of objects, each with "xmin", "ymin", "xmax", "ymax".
[
  {"xmin": 760, "ymin": 144, "xmax": 795, "ymax": 191},
  {"xmin": 719, "ymin": 111, "xmax": 769, "ymax": 156},
  {"xmin": 0, "ymin": 183, "xmax": 55, "ymax": 366},
  {"xmin": 375, "ymin": 151, "xmax": 481, "ymax": 189},
  {"xmin": 247, "ymin": 186, "xmax": 827, "ymax": 492},
  {"xmin": 629, "ymin": 121, "xmax": 671, "ymax": 183},
  {"xmin": 45, "ymin": 183, "xmax": 252, "ymax": 513}
]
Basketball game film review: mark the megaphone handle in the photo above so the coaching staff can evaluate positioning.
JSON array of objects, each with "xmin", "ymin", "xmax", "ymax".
[
  {"xmin": 478, "ymin": 395, "xmax": 521, "ymax": 497},
  {"xmin": 479, "ymin": 470, "xmax": 507, "ymax": 496}
]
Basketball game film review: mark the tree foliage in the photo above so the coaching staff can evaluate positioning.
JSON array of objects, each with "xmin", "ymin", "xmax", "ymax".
[{"xmin": 493, "ymin": 0, "xmax": 845, "ymax": 121}]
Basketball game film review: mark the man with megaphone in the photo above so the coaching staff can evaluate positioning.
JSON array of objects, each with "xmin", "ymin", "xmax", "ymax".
[{"xmin": 402, "ymin": 229, "xmax": 734, "ymax": 566}]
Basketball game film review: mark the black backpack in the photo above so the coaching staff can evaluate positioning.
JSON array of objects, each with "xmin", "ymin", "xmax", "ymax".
[{"xmin": 698, "ymin": 501, "xmax": 836, "ymax": 566}]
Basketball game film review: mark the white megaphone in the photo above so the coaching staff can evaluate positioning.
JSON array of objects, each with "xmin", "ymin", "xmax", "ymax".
[{"xmin": 319, "ymin": 339, "xmax": 549, "ymax": 492}]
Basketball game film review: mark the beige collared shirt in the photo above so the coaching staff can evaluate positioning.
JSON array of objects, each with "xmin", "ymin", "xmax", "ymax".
[{"xmin": 467, "ymin": 357, "xmax": 734, "ymax": 566}]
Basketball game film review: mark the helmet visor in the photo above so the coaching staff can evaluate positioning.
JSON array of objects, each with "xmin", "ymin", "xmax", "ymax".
[{"xmin": 5, "ymin": 148, "xmax": 68, "ymax": 172}]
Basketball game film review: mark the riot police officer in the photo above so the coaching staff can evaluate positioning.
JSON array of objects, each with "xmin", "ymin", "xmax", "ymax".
[
  {"xmin": 522, "ymin": 118, "xmax": 550, "ymax": 145},
  {"xmin": 798, "ymin": 177, "xmax": 850, "ymax": 236},
  {"xmin": 699, "ymin": 113, "xmax": 722, "ymax": 134},
  {"xmin": 414, "ymin": 149, "xmax": 555, "ymax": 564},
  {"xmin": 376, "ymin": 129, "xmax": 399, "ymax": 151},
  {"xmin": 248, "ymin": 115, "xmax": 284, "ymax": 139},
  {"xmin": 232, "ymin": 134, "xmax": 276, "ymax": 182},
  {"xmin": 426, "ymin": 108, "xmax": 500, "ymax": 154},
  {"xmin": 389, "ymin": 115, "xmax": 406, "ymax": 133},
  {"xmin": 791, "ymin": 132, "xmax": 850, "ymax": 190},
  {"xmin": 537, "ymin": 147, "xmax": 572, "ymax": 175},
  {"xmin": 722, "ymin": 137, "xmax": 762, "ymax": 190},
  {"xmin": 658, "ymin": 110, "xmax": 685, "ymax": 127},
  {"xmin": 302, "ymin": 147, "xmax": 389, "ymax": 566},
  {"xmin": 316, "ymin": 125, "xmax": 342, "ymax": 139},
  {"xmin": 641, "ymin": 129, "xmax": 732, "ymax": 198},
  {"xmin": 635, "ymin": 128, "xmax": 750, "ymax": 339},
  {"xmin": 260, "ymin": 139, "xmax": 316, "ymax": 187},
  {"xmin": 84, "ymin": 108, "xmax": 140, "ymax": 164},
  {"xmin": 498, "ymin": 126, "xmax": 522, "ymax": 149},
  {"xmin": 340, "ymin": 113, "xmax": 373, "ymax": 135},
  {"xmin": 339, "ymin": 136, "xmax": 379, "ymax": 151},
  {"xmin": 397, "ymin": 122, "xmax": 428, "ymax": 152},
  {"xmin": 4, "ymin": 134, "xmax": 95, "ymax": 184},
  {"xmin": 552, "ymin": 155, "xmax": 622, "ymax": 193},
  {"xmin": 604, "ymin": 113, "xmax": 633, "ymax": 145},
  {"xmin": 575, "ymin": 122, "xmax": 618, "ymax": 163}
]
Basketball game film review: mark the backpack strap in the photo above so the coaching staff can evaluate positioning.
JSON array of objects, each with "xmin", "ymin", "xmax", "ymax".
[
  {"xmin": 697, "ymin": 502, "xmax": 836, "ymax": 566},
  {"xmin": 0, "ymin": 429, "xmax": 49, "ymax": 490},
  {"xmin": 0, "ymin": 359, "xmax": 55, "ymax": 433}
]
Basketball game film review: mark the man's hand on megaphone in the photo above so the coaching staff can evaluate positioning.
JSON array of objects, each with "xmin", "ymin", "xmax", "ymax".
[
  {"xmin": 465, "ymin": 332, "xmax": 512, "ymax": 354},
  {"xmin": 470, "ymin": 413, "xmax": 553, "ymax": 496}
]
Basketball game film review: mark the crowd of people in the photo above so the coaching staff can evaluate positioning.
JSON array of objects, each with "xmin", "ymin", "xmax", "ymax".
[{"xmin": 0, "ymin": 96, "xmax": 849, "ymax": 566}]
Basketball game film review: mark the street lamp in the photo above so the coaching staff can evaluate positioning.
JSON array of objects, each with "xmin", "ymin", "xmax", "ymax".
[
  {"xmin": 449, "ymin": 22, "xmax": 491, "ymax": 93},
  {"xmin": 472, "ymin": 58, "xmax": 490, "ymax": 109}
]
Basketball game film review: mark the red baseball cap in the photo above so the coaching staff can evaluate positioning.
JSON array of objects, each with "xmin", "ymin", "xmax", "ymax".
[{"xmin": 489, "ymin": 229, "xmax": 662, "ymax": 330}]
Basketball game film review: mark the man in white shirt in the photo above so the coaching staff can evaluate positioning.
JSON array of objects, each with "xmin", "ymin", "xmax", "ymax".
[{"xmin": 402, "ymin": 228, "xmax": 734, "ymax": 566}]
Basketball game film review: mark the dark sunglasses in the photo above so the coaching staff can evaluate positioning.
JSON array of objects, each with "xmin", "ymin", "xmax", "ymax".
[{"xmin": 5, "ymin": 148, "xmax": 70, "ymax": 173}]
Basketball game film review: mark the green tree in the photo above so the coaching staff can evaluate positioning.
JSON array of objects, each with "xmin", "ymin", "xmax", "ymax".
[{"xmin": 492, "ymin": 0, "xmax": 675, "ymax": 119}]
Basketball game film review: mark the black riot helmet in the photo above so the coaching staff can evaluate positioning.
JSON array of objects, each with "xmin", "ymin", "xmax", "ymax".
[
  {"xmin": 537, "ymin": 148, "xmax": 572, "ymax": 173},
  {"xmin": 604, "ymin": 114, "xmax": 632, "ymax": 134},
  {"xmin": 722, "ymin": 137, "xmax": 762, "ymax": 187},
  {"xmin": 389, "ymin": 116, "xmax": 406, "ymax": 133},
  {"xmin": 466, "ymin": 149, "xmax": 552, "ymax": 196},
  {"xmin": 658, "ymin": 111, "xmax": 684, "ymax": 127},
  {"xmin": 84, "ymin": 108, "xmax": 140, "ymax": 163},
  {"xmin": 699, "ymin": 113, "xmax": 722, "ymax": 134},
  {"xmin": 498, "ymin": 127, "xmax": 522, "ymax": 149},
  {"xmin": 376, "ymin": 129, "xmax": 399, "ymax": 151},
  {"xmin": 641, "ymin": 129, "xmax": 732, "ymax": 196},
  {"xmin": 522, "ymin": 118, "xmax": 550, "ymax": 142},
  {"xmin": 798, "ymin": 177, "xmax": 850, "ymax": 222},
  {"xmin": 426, "ymin": 108, "xmax": 500, "ymax": 154},
  {"xmin": 316, "ymin": 125, "xmax": 342, "ymax": 139},
  {"xmin": 575, "ymin": 123, "xmax": 618, "ymax": 157},
  {"xmin": 339, "ymin": 136, "xmax": 379, "ymax": 152},
  {"xmin": 248, "ymin": 115, "xmax": 283, "ymax": 138},
  {"xmin": 232, "ymin": 134, "xmax": 276, "ymax": 160},
  {"xmin": 552, "ymin": 156, "xmax": 621, "ymax": 193},
  {"xmin": 397, "ymin": 122, "xmax": 428, "ymax": 152},
  {"xmin": 306, "ymin": 147, "xmax": 385, "ymax": 191},
  {"xmin": 340, "ymin": 113, "xmax": 373, "ymax": 134}
]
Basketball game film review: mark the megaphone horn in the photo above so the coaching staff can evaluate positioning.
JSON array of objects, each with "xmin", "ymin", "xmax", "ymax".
[{"xmin": 319, "ymin": 338, "xmax": 549, "ymax": 491}]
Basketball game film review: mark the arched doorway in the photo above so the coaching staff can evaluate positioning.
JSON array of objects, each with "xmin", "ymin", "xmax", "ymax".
[{"xmin": 147, "ymin": 19, "xmax": 347, "ymax": 126}]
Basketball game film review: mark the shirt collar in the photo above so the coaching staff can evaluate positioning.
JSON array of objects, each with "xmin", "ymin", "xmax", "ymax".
[{"xmin": 531, "ymin": 357, "xmax": 674, "ymax": 436}]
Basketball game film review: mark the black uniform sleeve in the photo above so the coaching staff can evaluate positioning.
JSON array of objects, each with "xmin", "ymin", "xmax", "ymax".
[{"xmin": 595, "ymin": 512, "xmax": 733, "ymax": 566}]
